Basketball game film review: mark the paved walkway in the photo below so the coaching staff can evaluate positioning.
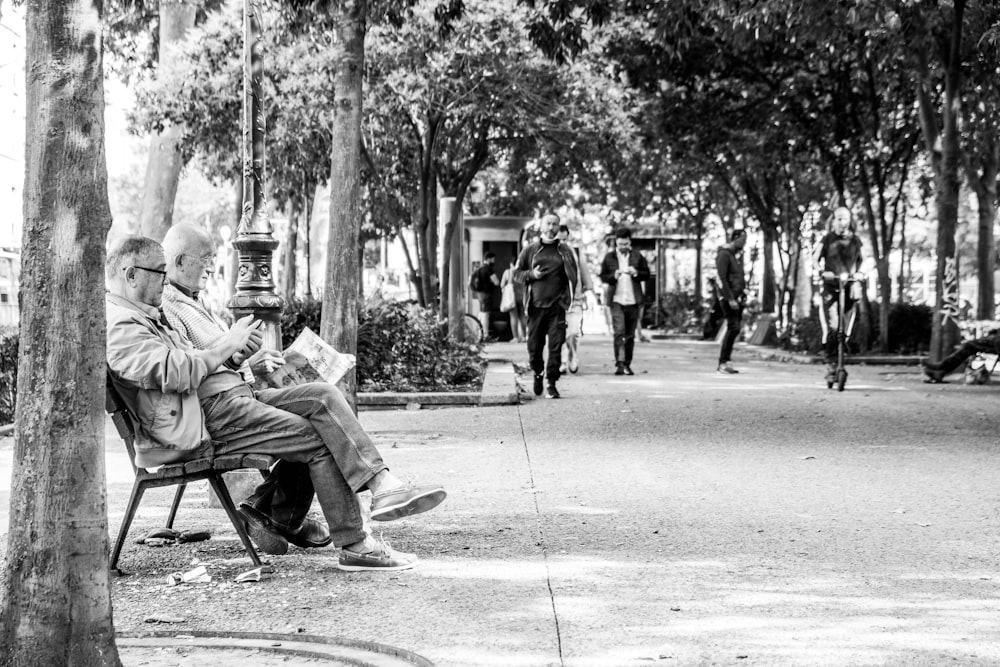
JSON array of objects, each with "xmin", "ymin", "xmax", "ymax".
[{"xmin": 4, "ymin": 336, "xmax": 1000, "ymax": 666}]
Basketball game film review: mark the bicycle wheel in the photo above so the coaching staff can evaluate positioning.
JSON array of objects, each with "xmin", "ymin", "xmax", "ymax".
[
  {"xmin": 461, "ymin": 313, "xmax": 484, "ymax": 344},
  {"xmin": 837, "ymin": 368, "xmax": 848, "ymax": 392}
]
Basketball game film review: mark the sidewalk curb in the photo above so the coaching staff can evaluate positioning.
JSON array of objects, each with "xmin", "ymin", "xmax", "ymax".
[
  {"xmin": 358, "ymin": 355, "xmax": 518, "ymax": 410},
  {"xmin": 744, "ymin": 344, "xmax": 924, "ymax": 367},
  {"xmin": 117, "ymin": 630, "xmax": 433, "ymax": 666}
]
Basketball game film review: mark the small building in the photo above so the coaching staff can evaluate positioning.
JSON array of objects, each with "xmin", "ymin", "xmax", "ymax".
[
  {"xmin": 0, "ymin": 249, "xmax": 20, "ymax": 327},
  {"xmin": 464, "ymin": 216, "xmax": 533, "ymax": 339}
]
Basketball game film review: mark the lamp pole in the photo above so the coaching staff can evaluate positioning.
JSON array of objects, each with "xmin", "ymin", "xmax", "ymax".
[{"xmin": 228, "ymin": 0, "xmax": 283, "ymax": 348}]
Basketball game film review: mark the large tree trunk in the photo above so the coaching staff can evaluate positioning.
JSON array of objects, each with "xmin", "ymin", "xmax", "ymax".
[
  {"xmin": 137, "ymin": 0, "xmax": 199, "ymax": 240},
  {"xmin": 925, "ymin": 0, "xmax": 965, "ymax": 361},
  {"xmin": 970, "ymin": 137, "xmax": 998, "ymax": 319},
  {"xmin": 0, "ymin": 0, "xmax": 119, "ymax": 662},
  {"xmin": 320, "ymin": 0, "xmax": 365, "ymax": 408}
]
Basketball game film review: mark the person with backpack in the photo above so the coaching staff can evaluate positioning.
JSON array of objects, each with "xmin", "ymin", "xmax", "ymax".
[{"xmin": 470, "ymin": 252, "xmax": 500, "ymax": 341}]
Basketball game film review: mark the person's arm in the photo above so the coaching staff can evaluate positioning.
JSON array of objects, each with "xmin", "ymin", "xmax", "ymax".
[
  {"xmin": 599, "ymin": 253, "xmax": 617, "ymax": 285},
  {"xmin": 715, "ymin": 250, "xmax": 738, "ymax": 308},
  {"xmin": 108, "ymin": 314, "xmax": 260, "ymax": 393},
  {"xmin": 513, "ymin": 247, "xmax": 533, "ymax": 284}
]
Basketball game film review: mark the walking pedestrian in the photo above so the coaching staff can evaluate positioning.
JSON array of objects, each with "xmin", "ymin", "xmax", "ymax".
[
  {"xmin": 470, "ymin": 252, "xmax": 501, "ymax": 341},
  {"xmin": 599, "ymin": 227, "xmax": 650, "ymax": 376},
  {"xmin": 500, "ymin": 258, "xmax": 527, "ymax": 343},
  {"xmin": 514, "ymin": 213, "xmax": 578, "ymax": 399},
  {"xmin": 557, "ymin": 224, "xmax": 594, "ymax": 374},
  {"xmin": 716, "ymin": 228, "xmax": 747, "ymax": 374}
]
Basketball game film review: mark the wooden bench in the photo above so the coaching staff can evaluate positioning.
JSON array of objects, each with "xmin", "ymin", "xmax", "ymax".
[{"xmin": 105, "ymin": 375, "xmax": 276, "ymax": 574}]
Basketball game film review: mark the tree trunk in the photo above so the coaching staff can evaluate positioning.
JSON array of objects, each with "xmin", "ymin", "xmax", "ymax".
[
  {"xmin": 320, "ymin": 0, "xmax": 365, "ymax": 408},
  {"xmin": 760, "ymin": 223, "xmax": 777, "ymax": 313},
  {"xmin": 281, "ymin": 197, "xmax": 299, "ymax": 299},
  {"xmin": 137, "ymin": 0, "xmax": 199, "ymax": 240},
  {"xmin": 971, "ymin": 138, "xmax": 998, "ymax": 320},
  {"xmin": 0, "ymin": 0, "xmax": 119, "ymax": 662},
  {"xmin": 928, "ymin": 0, "xmax": 965, "ymax": 361}
]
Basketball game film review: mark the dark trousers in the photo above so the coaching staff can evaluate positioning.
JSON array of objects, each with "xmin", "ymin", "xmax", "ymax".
[
  {"xmin": 611, "ymin": 303, "xmax": 639, "ymax": 366},
  {"xmin": 718, "ymin": 301, "xmax": 743, "ymax": 364},
  {"xmin": 821, "ymin": 289, "xmax": 857, "ymax": 365},
  {"xmin": 930, "ymin": 334, "xmax": 1000, "ymax": 374},
  {"xmin": 526, "ymin": 303, "xmax": 566, "ymax": 383}
]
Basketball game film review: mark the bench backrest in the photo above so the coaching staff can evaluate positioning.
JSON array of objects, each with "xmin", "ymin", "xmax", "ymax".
[{"xmin": 105, "ymin": 372, "xmax": 140, "ymax": 474}]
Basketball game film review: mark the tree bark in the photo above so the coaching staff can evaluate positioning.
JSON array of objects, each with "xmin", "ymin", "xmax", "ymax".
[
  {"xmin": 281, "ymin": 197, "xmax": 300, "ymax": 299},
  {"xmin": 320, "ymin": 0, "xmax": 365, "ymax": 408},
  {"xmin": 926, "ymin": 0, "xmax": 965, "ymax": 361},
  {"xmin": 137, "ymin": 0, "xmax": 199, "ymax": 240},
  {"xmin": 0, "ymin": 0, "xmax": 119, "ymax": 662},
  {"xmin": 968, "ymin": 136, "xmax": 998, "ymax": 319}
]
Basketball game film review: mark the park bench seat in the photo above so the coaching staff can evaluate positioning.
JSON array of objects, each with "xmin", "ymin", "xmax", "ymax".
[{"xmin": 105, "ymin": 373, "xmax": 276, "ymax": 574}]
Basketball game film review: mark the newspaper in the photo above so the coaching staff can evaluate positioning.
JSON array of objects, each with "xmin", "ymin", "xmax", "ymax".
[{"xmin": 263, "ymin": 327, "xmax": 356, "ymax": 388}]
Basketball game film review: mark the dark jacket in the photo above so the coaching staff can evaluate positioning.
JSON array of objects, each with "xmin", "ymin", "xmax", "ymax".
[
  {"xmin": 513, "ymin": 240, "xmax": 579, "ymax": 310},
  {"xmin": 599, "ymin": 250, "xmax": 650, "ymax": 305},
  {"xmin": 715, "ymin": 245, "xmax": 745, "ymax": 303}
]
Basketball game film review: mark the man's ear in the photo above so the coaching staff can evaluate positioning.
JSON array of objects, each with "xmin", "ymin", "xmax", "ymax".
[{"xmin": 124, "ymin": 266, "xmax": 136, "ymax": 282}]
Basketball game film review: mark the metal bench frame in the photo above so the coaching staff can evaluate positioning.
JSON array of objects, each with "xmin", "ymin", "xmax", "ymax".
[{"xmin": 105, "ymin": 375, "xmax": 275, "ymax": 574}]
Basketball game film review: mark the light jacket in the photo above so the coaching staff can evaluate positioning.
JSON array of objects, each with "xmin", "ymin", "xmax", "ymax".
[
  {"xmin": 512, "ymin": 239, "xmax": 579, "ymax": 310},
  {"xmin": 106, "ymin": 293, "xmax": 213, "ymax": 468}
]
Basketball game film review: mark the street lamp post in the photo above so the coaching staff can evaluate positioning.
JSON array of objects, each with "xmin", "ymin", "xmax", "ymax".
[{"xmin": 228, "ymin": 0, "xmax": 283, "ymax": 348}]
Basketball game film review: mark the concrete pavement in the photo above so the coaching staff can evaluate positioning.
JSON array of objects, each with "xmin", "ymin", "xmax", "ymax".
[{"xmin": 4, "ymin": 336, "xmax": 1000, "ymax": 665}]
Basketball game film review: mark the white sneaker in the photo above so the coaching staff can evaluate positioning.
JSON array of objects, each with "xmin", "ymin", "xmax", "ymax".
[{"xmin": 717, "ymin": 362, "xmax": 738, "ymax": 374}]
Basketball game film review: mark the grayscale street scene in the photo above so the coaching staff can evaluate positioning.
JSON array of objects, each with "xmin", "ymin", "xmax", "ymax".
[{"xmin": 2, "ymin": 0, "xmax": 1000, "ymax": 665}]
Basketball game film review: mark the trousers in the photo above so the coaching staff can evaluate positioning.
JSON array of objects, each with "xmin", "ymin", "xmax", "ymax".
[
  {"xmin": 610, "ymin": 303, "xmax": 639, "ymax": 365},
  {"xmin": 526, "ymin": 303, "xmax": 566, "ymax": 382},
  {"xmin": 201, "ymin": 382, "xmax": 387, "ymax": 547}
]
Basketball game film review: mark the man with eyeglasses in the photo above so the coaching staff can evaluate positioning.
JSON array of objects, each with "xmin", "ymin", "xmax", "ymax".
[{"xmin": 106, "ymin": 231, "xmax": 446, "ymax": 571}]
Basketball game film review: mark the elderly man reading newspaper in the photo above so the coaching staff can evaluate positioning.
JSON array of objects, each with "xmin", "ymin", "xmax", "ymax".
[{"xmin": 106, "ymin": 229, "xmax": 445, "ymax": 571}]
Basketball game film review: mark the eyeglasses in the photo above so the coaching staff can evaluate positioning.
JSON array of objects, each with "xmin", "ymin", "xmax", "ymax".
[{"xmin": 126, "ymin": 266, "xmax": 169, "ymax": 284}]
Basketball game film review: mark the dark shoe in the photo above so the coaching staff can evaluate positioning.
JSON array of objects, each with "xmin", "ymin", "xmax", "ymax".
[
  {"xmin": 338, "ymin": 538, "xmax": 417, "ymax": 572},
  {"xmin": 237, "ymin": 504, "xmax": 288, "ymax": 555},
  {"xmin": 824, "ymin": 365, "xmax": 836, "ymax": 384},
  {"xmin": 924, "ymin": 368, "xmax": 946, "ymax": 383},
  {"xmin": 624, "ymin": 365, "xmax": 634, "ymax": 376},
  {"xmin": 546, "ymin": 384, "xmax": 560, "ymax": 399},
  {"xmin": 614, "ymin": 363, "xmax": 625, "ymax": 376},
  {"xmin": 371, "ymin": 484, "xmax": 447, "ymax": 522},
  {"xmin": 239, "ymin": 503, "xmax": 332, "ymax": 549},
  {"xmin": 533, "ymin": 373, "xmax": 544, "ymax": 396}
]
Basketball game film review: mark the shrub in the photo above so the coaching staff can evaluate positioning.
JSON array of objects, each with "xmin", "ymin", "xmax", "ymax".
[
  {"xmin": 0, "ymin": 326, "xmax": 17, "ymax": 424},
  {"xmin": 778, "ymin": 309, "xmax": 824, "ymax": 354},
  {"xmin": 281, "ymin": 296, "xmax": 484, "ymax": 392},
  {"xmin": 280, "ymin": 297, "xmax": 323, "ymax": 350},
  {"xmin": 883, "ymin": 302, "xmax": 932, "ymax": 354},
  {"xmin": 357, "ymin": 297, "xmax": 484, "ymax": 391}
]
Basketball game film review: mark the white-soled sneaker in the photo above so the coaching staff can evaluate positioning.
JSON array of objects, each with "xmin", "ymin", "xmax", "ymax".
[{"xmin": 337, "ymin": 538, "xmax": 417, "ymax": 572}]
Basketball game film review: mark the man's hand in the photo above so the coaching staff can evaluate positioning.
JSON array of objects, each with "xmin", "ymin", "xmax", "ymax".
[
  {"xmin": 228, "ymin": 315, "xmax": 263, "ymax": 357},
  {"xmin": 531, "ymin": 267, "xmax": 546, "ymax": 280},
  {"xmin": 729, "ymin": 298, "xmax": 739, "ymax": 310},
  {"xmin": 247, "ymin": 349, "xmax": 285, "ymax": 376}
]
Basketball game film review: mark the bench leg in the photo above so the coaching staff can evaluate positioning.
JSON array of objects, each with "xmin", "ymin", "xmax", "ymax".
[
  {"xmin": 166, "ymin": 483, "xmax": 186, "ymax": 529},
  {"xmin": 207, "ymin": 474, "xmax": 263, "ymax": 567},
  {"xmin": 111, "ymin": 480, "xmax": 147, "ymax": 574}
]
